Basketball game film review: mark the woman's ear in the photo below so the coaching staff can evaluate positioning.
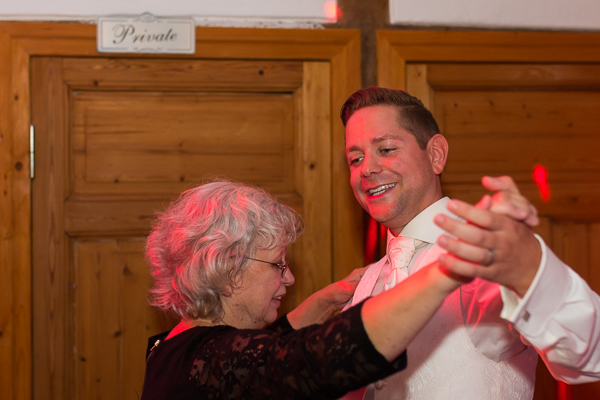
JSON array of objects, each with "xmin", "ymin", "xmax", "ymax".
[
  {"xmin": 427, "ymin": 134, "xmax": 449, "ymax": 175},
  {"xmin": 222, "ymin": 285, "xmax": 233, "ymax": 297}
]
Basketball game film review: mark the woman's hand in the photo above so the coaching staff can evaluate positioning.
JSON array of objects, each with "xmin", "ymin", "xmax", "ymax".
[
  {"xmin": 327, "ymin": 266, "xmax": 368, "ymax": 310},
  {"xmin": 479, "ymin": 176, "xmax": 539, "ymax": 227},
  {"xmin": 287, "ymin": 267, "xmax": 367, "ymax": 329}
]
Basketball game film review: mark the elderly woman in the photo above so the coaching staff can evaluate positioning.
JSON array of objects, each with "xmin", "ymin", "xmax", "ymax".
[{"xmin": 141, "ymin": 180, "xmax": 462, "ymax": 400}]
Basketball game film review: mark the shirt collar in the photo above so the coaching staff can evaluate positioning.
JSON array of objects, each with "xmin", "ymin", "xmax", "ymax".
[{"xmin": 387, "ymin": 197, "xmax": 455, "ymax": 246}]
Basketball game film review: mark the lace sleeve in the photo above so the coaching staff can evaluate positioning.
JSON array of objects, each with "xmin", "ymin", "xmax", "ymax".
[
  {"xmin": 190, "ymin": 300, "xmax": 406, "ymax": 399},
  {"xmin": 265, "ymin": 314, "xmax": 294, "ymax": 333}
]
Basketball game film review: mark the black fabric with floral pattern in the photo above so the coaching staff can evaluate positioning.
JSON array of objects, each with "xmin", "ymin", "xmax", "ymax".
[{"xmin": 141, "ymin": 300, "xmax": 406, "ymax": 400}]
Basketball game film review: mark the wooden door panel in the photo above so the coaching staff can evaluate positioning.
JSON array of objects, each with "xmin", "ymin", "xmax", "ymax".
[
  {"xmin": 64, "ymin": 199, "xmax": 166, "ymax": 236},
  {"xmin": 550, "ymin": 222, "xmax": 600, "ymax": 399},
  {"xmin": 32, "ymin": 56, "xmax": 332, "ymax": 400},
  {"xmin": 436, "ymin": 90, "xmax": 600, "ymax": 220},
  {"xmin": 63, "ymin": 196, "xmax": 305, "ymax": 237},
  {"xmin": 407, "ymin": 63, "xmax": 600, "ymax": 219},
  {"xmin": 425, "ymin": 63, "xmax": 600, "ymax": 89},
  {"xmin": 292, "ymin": 62, "xmax": 332, "ymax": 304},
  {"xmin": 405, "ymin": 61, "xmax": 600, "ymax": 399},
  {"xmin": 72, "ymin": 92, "xmax": 296, "ymax": 194},
  {"xmin": 62, "ymin": 58, "xmax": 304, "ymax": 92},
  {"xmin": 552, "ymin": 222, "xmax": 600, "ymax": 288},
  {"xmin": 74, "ymin": 240, "xmax": 164, "ymax": 400},
  {"xmin": 32, "ymin": 57, "xmax": 71, "ymax": 400}
]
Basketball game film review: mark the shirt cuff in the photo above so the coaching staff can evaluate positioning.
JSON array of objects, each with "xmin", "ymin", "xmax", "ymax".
[
  {"xmin": 499, "ymin": 234, "xmax": 547, "ymax": 319},
  {"xmin": 500, "ymin": 235, "xmax": 571, "ymax": 337}
]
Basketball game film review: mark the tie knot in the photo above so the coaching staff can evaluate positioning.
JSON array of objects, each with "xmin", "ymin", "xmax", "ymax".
[
  {"xmin": 389, "ymin": 235, "xmax": 415, "ymax": 254},
  {"xmin": 384, "ymin": 235, "xmax": 417, "ymax": 291}
]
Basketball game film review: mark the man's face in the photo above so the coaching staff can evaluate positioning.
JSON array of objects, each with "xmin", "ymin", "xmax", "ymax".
[{"xmin": 345, "ymin": 105, "xmax": 444, "ymax": 233}]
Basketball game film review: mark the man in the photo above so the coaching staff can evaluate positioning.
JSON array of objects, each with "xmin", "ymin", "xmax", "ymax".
[
  {"xmin": 340, "ymin": 87, "xmax": 539, "ymax": 399},
  {"xmin": 434, "ymin": 176, "xmax": 600, "ymax": 383}
]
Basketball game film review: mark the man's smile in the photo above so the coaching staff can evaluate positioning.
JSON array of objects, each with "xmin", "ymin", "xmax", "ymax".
[{"xmin": 365, "ymin": 182, "xmax": 397, "ymax": 197}]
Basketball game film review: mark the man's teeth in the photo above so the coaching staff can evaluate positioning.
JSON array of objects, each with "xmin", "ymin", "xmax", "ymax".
[{"xmin": 368, "ymin": 183, "xmax": 396, "ymax": 196}]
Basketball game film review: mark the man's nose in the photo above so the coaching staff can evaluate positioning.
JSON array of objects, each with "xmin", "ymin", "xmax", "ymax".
[{"xmin": 361, "ymin": 155, "xmax": 382, "ymax": 177}]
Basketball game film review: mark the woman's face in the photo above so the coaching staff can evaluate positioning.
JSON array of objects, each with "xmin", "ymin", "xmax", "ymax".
[{"xmin": 221, "ymin": 247, "xmax": 295, "ymax": 329}]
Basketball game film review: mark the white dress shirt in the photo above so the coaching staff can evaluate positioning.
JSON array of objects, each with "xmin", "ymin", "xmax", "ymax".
[
  {"xmin": 501, "ymin": 236, "xmax": 600, "ymax": 383},
  {"xmin": 341, "ymin": 198, "xmax": 537, "ymax": 400}
]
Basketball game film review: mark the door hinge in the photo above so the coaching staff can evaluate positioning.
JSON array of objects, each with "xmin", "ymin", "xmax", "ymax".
[{"xmin": 29, "ymin": 124, "xmax": 35, "ymax": 179}]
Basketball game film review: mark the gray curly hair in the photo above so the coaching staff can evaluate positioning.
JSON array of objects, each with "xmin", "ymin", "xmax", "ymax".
[{"xmin": 146, "ymin": 180, "xmax": 303, "ymax": 322}]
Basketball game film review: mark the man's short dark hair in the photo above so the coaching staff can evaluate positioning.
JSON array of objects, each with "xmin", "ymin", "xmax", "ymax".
[{"xmin": 340, "ymin": 87, "xmax": 441, "ymax": 150}]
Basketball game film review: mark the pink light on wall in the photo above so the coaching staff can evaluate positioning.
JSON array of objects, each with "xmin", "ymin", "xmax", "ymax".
[
  {"xmin": 324, "ymin": 1, "xmax": 341, "ymax": 21},
  {"xmin": 533, "ymin": 165, "xmax": 550, "ymax": 202}
]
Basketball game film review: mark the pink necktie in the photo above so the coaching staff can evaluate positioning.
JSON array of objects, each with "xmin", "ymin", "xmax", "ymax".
[{"xmin": 384, "ymin": 236, "xmax": 416, "ymax": 291}]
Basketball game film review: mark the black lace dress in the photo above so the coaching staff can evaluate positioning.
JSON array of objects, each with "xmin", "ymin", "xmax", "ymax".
[{"xmin": 141, "ymin": 301, "xmax": 406, "ymax": 400}]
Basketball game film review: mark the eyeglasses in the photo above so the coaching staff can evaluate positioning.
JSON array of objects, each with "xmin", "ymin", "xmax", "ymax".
[{"xmin": 244, "ymin": 257, "xmax": 288, "ymax": 277}]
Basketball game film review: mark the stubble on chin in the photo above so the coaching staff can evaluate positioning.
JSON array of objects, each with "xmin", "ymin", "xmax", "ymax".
[{"xmin": 375, "ymin": 189, "xmax": 418, "ymax": 233}]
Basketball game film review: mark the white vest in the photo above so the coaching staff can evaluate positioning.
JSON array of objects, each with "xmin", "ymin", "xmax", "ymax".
[{"xmin": 346, "ymin": 244, "xmax": 538, "ymax": 400}]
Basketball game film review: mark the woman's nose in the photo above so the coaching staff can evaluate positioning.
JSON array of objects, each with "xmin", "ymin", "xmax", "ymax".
[{"xmin": 282, "ymin": 268, "xmax": 295, "ymax": 286}]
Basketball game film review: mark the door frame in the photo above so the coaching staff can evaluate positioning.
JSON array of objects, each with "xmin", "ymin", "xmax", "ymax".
[
  {"xmin": 378, "ymin": 30, "xmax": 600, "ymax": 89},
  {"xmin": 0, "ymin": 22, "xmax": 361, "ymax": 400}
]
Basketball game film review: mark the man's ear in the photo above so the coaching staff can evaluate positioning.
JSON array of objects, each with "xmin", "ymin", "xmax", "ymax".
[{"xmin": 427, "ymin": 134, "xmax": 449, "ymax": 175}]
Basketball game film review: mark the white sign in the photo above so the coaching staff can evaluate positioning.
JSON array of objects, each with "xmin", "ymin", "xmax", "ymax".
[{"xmin": 98, "ymin": 13, "xmax": 195, "ymax": 54}]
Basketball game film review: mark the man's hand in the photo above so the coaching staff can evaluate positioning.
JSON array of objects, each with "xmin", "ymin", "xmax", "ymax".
[{"xmin": 433, "ymin": 176, "xmax": 542, "ymax": 297}]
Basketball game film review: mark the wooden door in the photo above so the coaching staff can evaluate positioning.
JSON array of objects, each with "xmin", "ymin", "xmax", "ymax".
[
  {"xmin": 31, "ymin": 56, "xmax": 332, "ymax": 400},
  {"xmin": 379, "ymin": 31, "xmax": 600, "ymax": 400},
  {"xmin": 0, "ymin": 24, "xmax": 361, "ymax": 400}
]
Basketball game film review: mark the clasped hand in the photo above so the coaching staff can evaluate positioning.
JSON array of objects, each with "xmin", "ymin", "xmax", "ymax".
[{"xmin": 434, "ymin": 176, "xmax": 542, "ymax": 297}]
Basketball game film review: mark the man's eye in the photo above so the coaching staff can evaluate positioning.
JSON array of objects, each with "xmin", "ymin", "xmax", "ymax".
[
  {"xmin": 349, "ymin": 156, "xmax": 363, "ymax": 165},
  {"xmin": 380, "ymin": 147, "xmax": 395, "ymax": 155}
]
